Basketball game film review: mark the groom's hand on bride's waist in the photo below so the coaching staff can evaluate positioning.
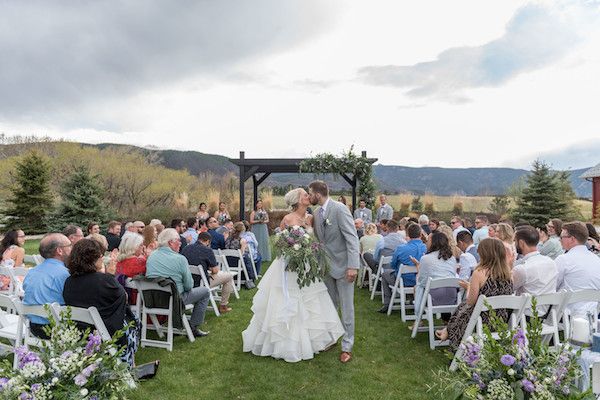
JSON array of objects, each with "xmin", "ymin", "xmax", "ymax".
[{"xmin": 345, "ymin": 268, "xmax": 358, "ymax": 283}]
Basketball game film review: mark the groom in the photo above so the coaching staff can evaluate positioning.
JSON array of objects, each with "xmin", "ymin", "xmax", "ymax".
[{"xmin": 308, "ymin": 180, "xmax": 360, "ymax": 363}]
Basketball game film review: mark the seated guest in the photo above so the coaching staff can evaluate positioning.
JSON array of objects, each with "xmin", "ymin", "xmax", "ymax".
[
  {"xmin": 586, "ymin": 222, "xmax": 600, "ymax": 253},
  {"xmin": 242, "ymin": 220, "xmax": 262, "ymax": 277},
  {"xmin": 182, "ymin": 232, "xmax": 235, "ymax": 313},
  {"xmin": 495, "ymin": 223, "xmax": 516, "ymax": 267},
  {"xmin": 472, "ymin": 215, "xmax": 489, "ymax": 247},
  {"xmin": 116, "ymin": 233, "xmax": 146, "ymax": 304},
  {"xmin": 169, "ymin": 219, "xmax": 188, "ymax": 253},
  {"xmin": 556, "ymin": 221, "xmax": 600, "ymax": 316},
  {"xmin": 0, "ymin": 229, "xmax": 26, "ymax": 267},
  {"xmin": 456, "ymin": 231, "xmax": 479, "ymax": 280},
  {"xmin": 206, "ymin": 217, "xmax": 226, "ymax": 250},
  {"xmin": 419, "ymin": 214, "xmax": 431, "ymax": 235},
  {"xmin": 359, "ymin": 223, "xmax": 382, "ymax": 255},
  {"xmin": 155, "ymin": 223, "xmax": 165, "ymax": 236},
  {"xmin": 23, "ymin": 233, "xmax": 72, "ymax": 338},
  {"xmin": 450, "ymin": 216, "xmax": 469, "ymax": 240},
  {"xmin": 512, "ymin": 226, "xmax": 557, "ymax": 316},
  {"xmin": 354, "ymin": 218, "xmax": 365, "ymax": 239},
  {"xmin": 217, "ymin": 219, "xmax": 234, "ymax": 238},
  {"xmin": 63, "ymin": 239, "xmax": 139, "ymax": 366},
  {"xmin": 225, "ymin": 222, "xmax": 256, "ymax": 289},
  {"xmin": 106, "ymin": 220, "xmax": 122, "ymax": 251},
  {"xmin": 412, "ymin": 232, "xmax": 458, "ymax": 316},
  {"xmin": 142, "ymin": 225, "xmax": 158, "ymax": 256},
  {"xmin": 428, "ymin": 219, "xmax": 440, "ymax": 234},
  {"xmin": 435, "ymin": 238, "xmax": 513, "ymax": 349},
  {"xmin": 379, "ymin": 219, "xmax": 389, "ymax": 237},
  {"xmin": 437, "ymin": 225, "xmax": 463, "ymax": 261},
  {"xmin": 146, "ymin": 228, "xmax": 210, "ymax": 337},
  {"xmin": 63, "ymin": 224, "xmax": 84, "ymax": 245},
  {"xmin": 354, "ymin": 199, "xmax": 372, "ymax": 224},
  {"xmin": 539, "ymin": 219, "xmax": 564, "ymax": 259},
  {"xmin": 182, "ymin": 217, "xmax": 199, "ymax": 245},
  {"xmin": 487, "ymin": 223, "xmax": 498, "ymax": 238},
  {"xmin": 379, "ymin": 223, "xmax": 426, "ymax": 312},
  {"xmin": 364, "ymin": 220, "xmax": 406, "ymax": 271}
]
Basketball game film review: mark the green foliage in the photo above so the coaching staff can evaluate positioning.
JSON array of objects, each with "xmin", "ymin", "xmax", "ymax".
[
  {"xmin": 300, "ymin": 147, "xmax": 377, "ymax": 208},
  {"xmin": 2, "ymin": 150, "xmax": 54, "ymax": 233},
  {"xmin": 424, "ymin": 202, "xmax": 435, "ymax": 215},
  {"xmin": 50, "ymin": 165, "xmax": 109, "ymax": 230},
  {"xmin": 452, "ymin": 201, "xmax": 464, "ymax": 216},
  {"xmin": 399, "ymin": 202, "xmax": 410, "ymax": 217},
  {"xmin": 488, "ymin": 195, "xmax": 511, "ymax": 217},
  {"xmin": 511, "ymin": 160, "xmax": 578, "ymax": 228},
  {"xmin": 411, "ymin": 195, "xmax": 423, "ymax": 212}
]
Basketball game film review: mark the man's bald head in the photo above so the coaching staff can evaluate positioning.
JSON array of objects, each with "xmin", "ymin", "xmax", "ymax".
[{"xmin": 39, "ymin": 233, "xmax": 71, "ymax": 260}]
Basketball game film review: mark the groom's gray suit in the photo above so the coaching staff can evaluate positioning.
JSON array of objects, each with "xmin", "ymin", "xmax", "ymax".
[{"xmin": 313, "ymin": 198, "xmax": 360, "ymax": 353}]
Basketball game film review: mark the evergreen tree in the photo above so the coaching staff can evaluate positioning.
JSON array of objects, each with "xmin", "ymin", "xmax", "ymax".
[
  {"xmin": 411, "ymin": 195, "xmax": 423, "ymax": 212},
  {"xmin": 488, "ymin": 195, "xmax": 511, "ymax": 217},
  {"xmin": 51, "ymin": 166, "xmax": 107, "ymax": 230},
  {"xmin": 3, "ymin": 151, "xmax": 54, "ymax": 233},
  {"xmin": 511, "ymin": 160, "xmax": 573, "ymax": 227}
]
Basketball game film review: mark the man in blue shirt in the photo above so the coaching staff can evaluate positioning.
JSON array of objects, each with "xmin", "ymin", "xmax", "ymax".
[
  {"xmin": 182, "ymin": 217, "xmax": 199, "ymax": 245},
  {"xmin": 206, "ymin": 217, "xmax": 226, "ymax": 250},
  {"xmin": 379, "ymin": 224, "xmax": 426, "ymax": 313},
  {"xmin": 23, "ymin": 233, "xmax": 72, "ymax": 338}
]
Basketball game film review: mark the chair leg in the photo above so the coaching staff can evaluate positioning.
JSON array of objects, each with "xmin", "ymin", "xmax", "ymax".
[
  {"xmin": 167, "ymin": 311, "xmax": 174, "ymax": 352},
  {"xmin": 210, "ymin": 293, "xmax": 220, "ymax": 317},
  {"xmin": 428, "ymin": 307, "xmax": 435, "ymax": 350},
  {"xmin": 387, "ymin": 287, "xmax": 396, "ymax": 316},
  {"xmin": 400, "ymin": 291, "xmax": 406, "ymax": 322},
  {"xmin": 149, "ymin": 314, "xmax": 164, "ymax": 338},
  {"xmin": 182, "ymin": 313, "xmax": 195, "ymax": 343},
  {"xmin": 141, "ymin": 310, "xmax": 148, "ymax": 347}
]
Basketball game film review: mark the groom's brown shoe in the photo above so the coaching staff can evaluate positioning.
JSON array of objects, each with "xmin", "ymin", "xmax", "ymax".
[{"xmin": 340, "ymin": 352, "xmax": 352, "ymax": 363}]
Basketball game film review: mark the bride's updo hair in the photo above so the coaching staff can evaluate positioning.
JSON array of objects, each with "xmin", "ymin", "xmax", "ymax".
[{"xmin": 284, "ymin": 188, "xmax": 304, "ymax": 210}]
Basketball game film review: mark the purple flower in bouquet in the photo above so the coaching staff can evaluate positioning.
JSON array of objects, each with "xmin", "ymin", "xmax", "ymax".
[
  {"xmin": 82, "ymin": 363, "xmax": 98, "ymax": 378},
  {"xmin": 30, "ymin": 384, "xmax": 41, "ymax": 393},
  {"xmin": 286, "ymin": 238, "xmax": 295, "ymax": 246},
  {"xmin": 461, "ymin": 341, "xmax": 481, "ymax": 367},
  {"xmin": 500, "ymin": 354, "xmax": 516, "ymax": 367},
  {"xmin": 74, "ymin": 373, "xmax": 88, "ymax": 386},
  {"xmin": 0, "ymin": 378, "xmax": 8, "ymax": 389},
  {"xmin": 472, "ymin": 373, "xmax": 486, "ymax": 389},
  {"xmin": 15, "ymin": 346, "xmax": 41, "ymax": 369},
  {"xmin": 19, "ymin": 393, "xmax": 32, "ymax": 400},
  {"xmin": 522, "ymin": 379, "xmax": 535, "ymax": 393},
  {"xmin": 512, "ymin": 329, "xmax": 527, "ymax": 347},
  {"xmin": 85, "ymin": 332, "xmax": 102, "ymax": 355}
]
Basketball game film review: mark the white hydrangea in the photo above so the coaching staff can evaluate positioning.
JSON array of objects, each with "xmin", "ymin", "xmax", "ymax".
[
  {"xmin": 485, "ymin": 379, "xmax": 514, "ymax": 400},
  {"xmin": 293, "ymin": 244, "xmax": 301, "ymax": 250},
  {"xmin": 21, "ymin": 361, "xmax": 46, "ymax": 379},
  {"xmin": 51, "ymin": 351, "xmax": 81, "ymax": 375}
]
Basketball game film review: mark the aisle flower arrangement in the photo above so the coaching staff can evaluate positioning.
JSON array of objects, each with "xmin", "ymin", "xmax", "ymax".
[
  {"xmin": 430, "ymin": 301, "xmax": 592, "ymax": 399},
  {"xmin": 274, "ymin": 225, "xmax": 329, "ymax": 288},
  {"xmin": 0, "ymin": 308, "xmax": 135, "ymax": 399}
]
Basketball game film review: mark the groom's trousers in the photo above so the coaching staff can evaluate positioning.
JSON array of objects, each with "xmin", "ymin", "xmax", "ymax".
[{"xmin": 324, "ymin": 276, "xmax": 354, "ymax": 353}]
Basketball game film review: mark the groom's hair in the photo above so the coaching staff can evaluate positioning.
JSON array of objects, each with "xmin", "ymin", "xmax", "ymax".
[{"xmin": 308, "ymin": 180, "xmax": 328, "ymax": 197}]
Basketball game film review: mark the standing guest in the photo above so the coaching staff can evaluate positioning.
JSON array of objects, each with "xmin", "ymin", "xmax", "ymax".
[
  {"xmin": 242, "ymin": 220, "xmax": 262, "ymax": 278},
  {"xmin": 376, "ymin": 195, "xmax": 394, "ymax": 231},
  {"xmin": 488, "ymin": 223, "xmax": 498, "ymax": 238},
  {"xmin": 196, "ymin": 203, "xmax": 210, "ymax": 225},
  {"xmin": 250, "ymin": 199, "xmax": 271, "ymax": 262},
  {"xmin": 411, "ymin": 232, "xmax": 458, "ymax": 318},
  {"xmin": 182, "ymin": 232, "xmax": 235, "ymax": 313},
  {"xmin": 378, "ymin": 224, "xmax": 426, "ymax": 312},
  {"xmin": 182, "ymin": 217, "xmax": 199, "ymax": 245},
  {"xmin": 428, "ymin": 219, "xmax": 440, "ymax": 234},
  {"xmin": 512, "ymin": 226, "xmax": 557, "ymax": 315},
  {"xmin": 556, "ymin": 222, "xmax": 600, "ymax": 316},
  {"xmin": 206, "ymin": 217, "xmax": 226, "ymax": 250},
  {"xmin": 217, "ymin": 219, "xmax": 234, "ymax": 239},
  {"xmin": 354, "ymin": 218, "xmax": 365, "ymax": 239},
  {"xmin": 149, "ymin": 219, "xmax": 162, "ymax": 227},
  {"xmin": 418, "ymin": 215, "xmax": 431, "ymax": 235},
  {"xmin": 124, "ymin": 222, "xmax": 136, "ymax": 235},
  {"xmin": 472, "ymin": 215, "xmax": 489, "ymax": 247},
  {"xmin": 147, "ymin": 228, "xmax": 211, "ymax": 337},
  {"xmin": 354, "ymin": 199, "xmax": 373, "ymax": 224},
  {"xmin": 87, "ymin": 222, "xmax": 100, "ymax": 236},
  {"xmin": 463, "ymin": 218, "xmax": 476, "ymax": 235},
  {"xmin": 450, "ymin": 216, "xmax": 469, "ymax": 240},
  {"xmin": 359, "ymin": 223, "xmax": 383, "ymax": 255},
  {"xmin": 142, "ymin": 225, "xmax": 158, "ymax": 256},
  {"xmin": 63, "ymin": 239, "xmax": 140, "ymax": 366},
  {"xmin": 214, "ymin": 201, "xmax": 231, "ymax": 225},
  {"xmin": 364, "ymin": 220, "xmax": 406, "ymax": 271},
  {"xmin": 106, "ymin": 221, "xmax": 122, "ymax": 252},
  {"xmin": 225, "ymin": 222, "xmax": 256, "ymax": 289},
  {"xmin": 0, "ymin": 229, "xmax": 26, "ymax": 267},
  {"xmin": 116, "ymin": 233, "xmax": 146, "ymax": 304},
  {"xmin": 537, "ymin": 225, "xmax": 563, "ymax": 259},
  {"xmin": 495, "ymin": 223, "xmax": 516, "ymax": 266},
  {"xmin": 435, "ymin": 238, "xmax": 513, "ymax": 348},
  {"xmin": 170, "ymin": 219, "xmax": 188, "ymax": 254},
  {"xmin": 23, "ymin": 233, "xmax": 72, "ymax": 338},
  {"xmin": 63, "ymin": 225, "xmax": 84, "ymax": 245},
  {"xmin": 155, "ymin": 223, "xmax": 165, "ymax": 236},
  {"xmin": 456, "ymin": 231, "xmax": 479, "ymax": 280},
  {"xmin": 585, "ymin": 223, "xmax": 600, "ymax": 253}
]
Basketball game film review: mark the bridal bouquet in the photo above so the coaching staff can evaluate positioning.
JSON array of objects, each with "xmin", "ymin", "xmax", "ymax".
[
  {"xmin": 274, "ymin": 226, "xmax": 329, "ymax": 288},
  {"xmin": 429, "ymin": 301, "xmax": 589, "ymax": 399},
  {"xmin": 0, "ymin": 308, "xmax": 135, "ymax": 399}
]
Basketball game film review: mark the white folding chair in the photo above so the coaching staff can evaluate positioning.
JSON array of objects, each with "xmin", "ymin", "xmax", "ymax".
[
  {"xmin": 370, "ymin": 256, "xmax": 392, "ymax": 301},
  {"xmin": 219, "ymin": 249, "xmax": 251, "ymax": 292},
  {"xmin": 562, "ymin": 289, "xmax": 600, "ymax": 341},
  {"xmin": 136, "ymin": 280, "xmax": 195, "ymax": 351},
  {"xmin": 10, "ymin": 267, "xmax": 28, "ymax": 297},
  {"xmin": 0, "ymin": 294, "xmax": 22, "ymax": 368},
  {"xmin": 450, "ymin": 294, "xmax": 528, "ymax": 371},
  {"xmin": 189, "ymin": 265, "xmax": 220, "ymax": 317},
  {"xmin": 357, "ymin": 253, "xmax": 369, "ymax": 288},
  {"xmin": 520, "ymin": 291, "xmax": 570, "ymax": 347},
  {"xmin": 214, "ymin": 250, "xmax": 239, "ymax": 299},
  {"xmin": 411, "ymin": 277, "xmax": 463, "ymax": 349},
  {"xmin": 0, "ymin": 266, "xmax": 24, "ymax": 297},
  {"xmin": 592, "ymin": 362, "xmax": 600, "ymax": 398},
  {"xmin": 11, "ymin": 299, "xmax": 60, "ymax": 351},
  {"xmin": 386, "ymin": 264, "xmax": 417, "ymax": 319},
  {"xmin": 53, "ymin": 304, "xmax": 112, "ymax": 342}
]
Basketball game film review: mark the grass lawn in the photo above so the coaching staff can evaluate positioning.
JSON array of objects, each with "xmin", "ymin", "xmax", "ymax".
[{"xmin": 130, "ymin": 262, "xmax": 449, "ymax": 400}]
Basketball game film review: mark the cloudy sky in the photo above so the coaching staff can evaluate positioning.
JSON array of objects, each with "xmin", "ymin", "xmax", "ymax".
[{"xmin": 1, "ymin": 0, "xmax": 599, "ymax": 170}]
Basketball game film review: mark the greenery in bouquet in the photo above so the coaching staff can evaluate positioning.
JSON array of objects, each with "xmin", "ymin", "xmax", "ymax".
[
  {"xmin": 429, "ymin": 299, "xmax": 592, "ymax": 399},
  {"xmin": 274, "ymin": 225, "xmax": 329, "ymax": 288},
  {"xmin": 0, "ymin": 307, "xmax": 135, "ymax": 399}
]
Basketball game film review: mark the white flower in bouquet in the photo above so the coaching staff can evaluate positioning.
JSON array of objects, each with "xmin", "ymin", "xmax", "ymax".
[
  {"xmin": 21, "ymin": 361, "xmax": 46, "ymax": 379},
  {"xmin": 292, "ymin": 225, "xmax": 300, "ymax": 230},
  {"xmin": 293, "ymin": 244, "xmax": 301, "ymax": 250}
]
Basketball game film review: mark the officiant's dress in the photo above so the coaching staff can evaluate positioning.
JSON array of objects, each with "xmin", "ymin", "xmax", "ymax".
[{"xmin": 242, "ymin": 237, "xmax": 344, "ymax": 362}]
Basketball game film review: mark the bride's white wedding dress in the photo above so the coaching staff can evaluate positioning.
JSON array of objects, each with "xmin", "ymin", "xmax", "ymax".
[{"xmin": 242, "ymin": 228, "xmax": 344, "ymax": 362}]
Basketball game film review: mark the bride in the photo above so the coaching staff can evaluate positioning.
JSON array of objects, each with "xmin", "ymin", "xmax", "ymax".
[{"xmin": 242, "ymin": 188, "xmax": 344, "ymax": 362}]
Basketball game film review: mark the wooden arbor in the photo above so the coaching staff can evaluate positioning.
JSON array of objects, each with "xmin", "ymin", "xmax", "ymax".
[
  {"xmin": 229, "ymin": 151, "xmax": 377, "ymax": 220},
  {"xmin": 581, "ymin": 164, "xmax": 600, "ymax": 220}
]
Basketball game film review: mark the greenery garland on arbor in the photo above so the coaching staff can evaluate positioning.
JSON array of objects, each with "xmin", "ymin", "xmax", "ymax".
[{"xmin": 299, "ymin": 147, "xmax": 377, "ymax": 207}]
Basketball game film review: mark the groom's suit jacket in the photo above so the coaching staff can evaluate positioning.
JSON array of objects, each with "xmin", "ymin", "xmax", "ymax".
[{"xmin": 314, "ymin": 199, "xmax": 360, "ymax": 280}]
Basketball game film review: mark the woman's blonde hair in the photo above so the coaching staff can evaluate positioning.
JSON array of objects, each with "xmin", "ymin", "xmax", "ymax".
[
  {"xmin": 437, "ymin": 224, "xmax": 461, "ymax": 260},
  {"xmin": 365, "ymin": 223, "xmax": 377, "ymax": 235},
  {"xmin": 142, "ymin": 225, "xmax": 157, "ymax": 247},
  {"xmin": 495, "ymin": 223, "xmax": 514, "ymax": 243},
  {"xmin": 476, "ymin": 238, "xmax": 511, "ymax": 281},
  {"xmin": 284, "ymin": 188, "xmax": 304, "ymax": 210}
]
